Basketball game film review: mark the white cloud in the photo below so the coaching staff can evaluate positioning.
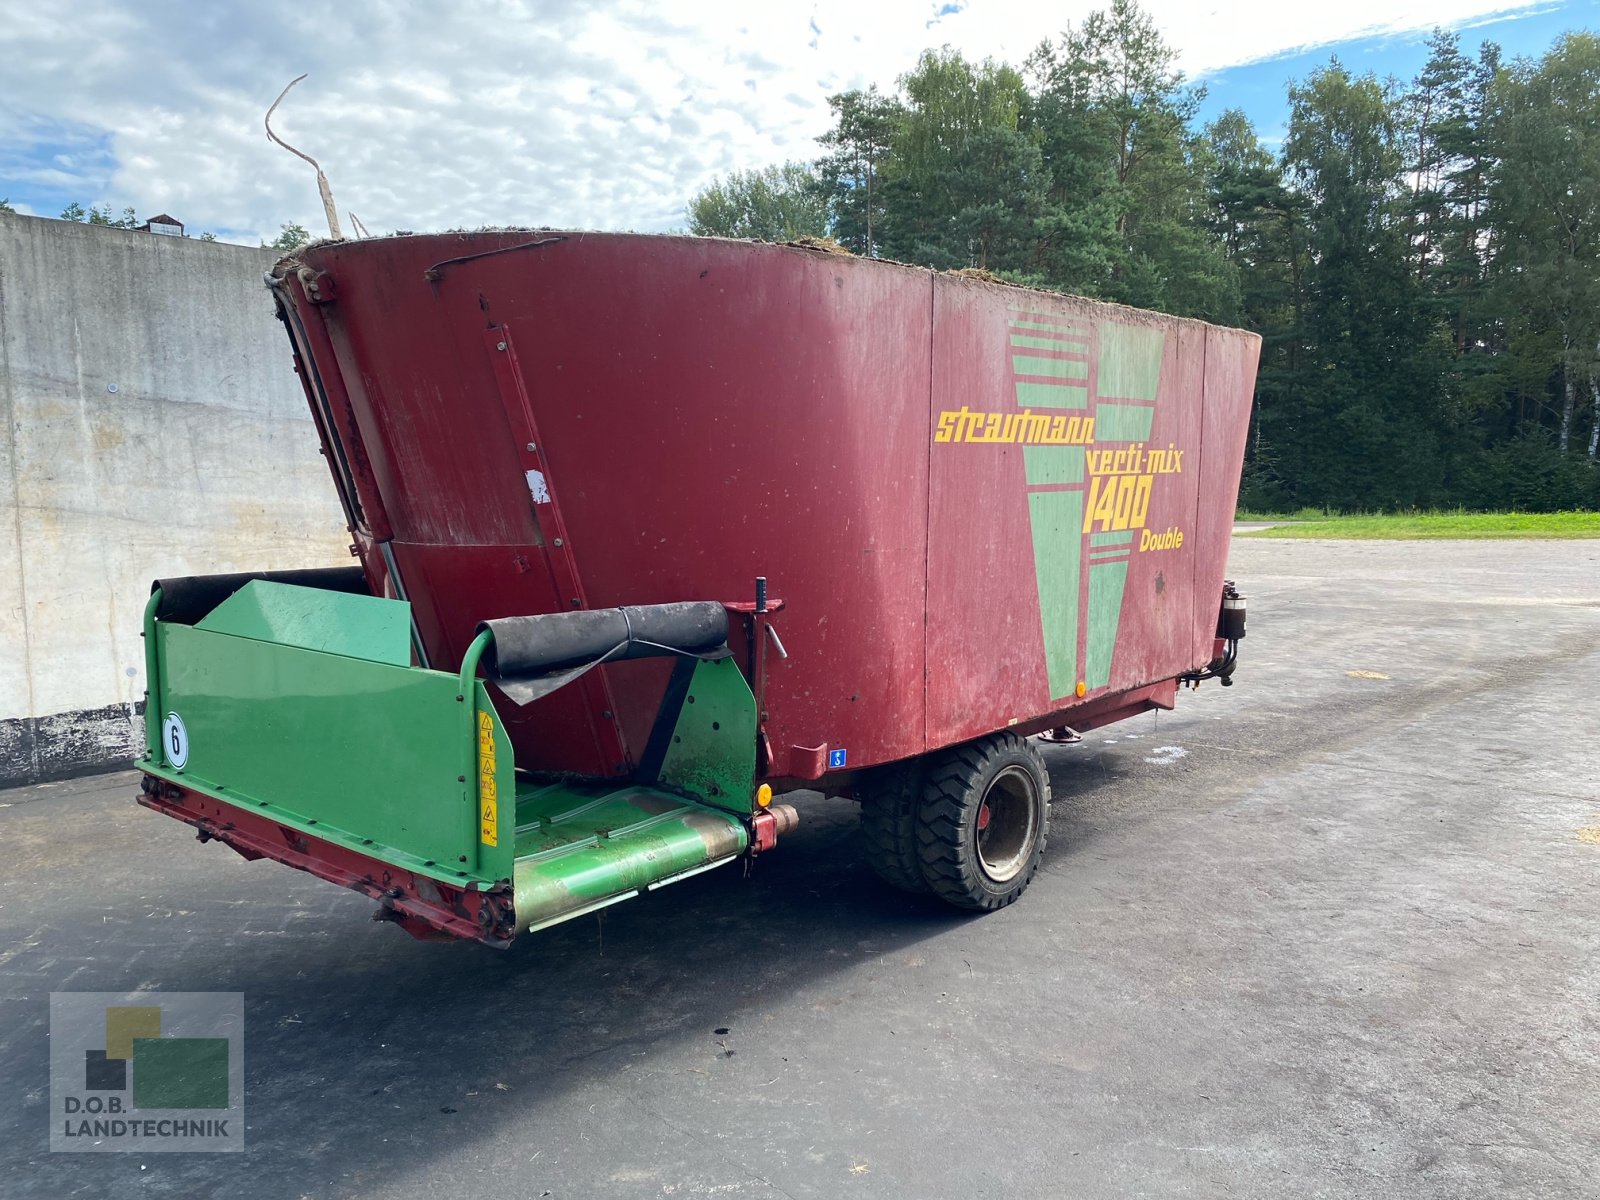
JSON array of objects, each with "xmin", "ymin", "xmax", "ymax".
[{"xmin": 0, "ymin": 0, "xmax": 1550, "ymax": 243}]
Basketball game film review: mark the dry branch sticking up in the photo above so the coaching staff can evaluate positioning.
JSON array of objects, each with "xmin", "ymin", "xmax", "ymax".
[{"xmin": 265, "ymin": 74, "xmax": 343, "ymax": 241}]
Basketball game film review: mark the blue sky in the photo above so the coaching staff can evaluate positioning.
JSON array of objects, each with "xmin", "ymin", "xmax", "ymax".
[
  {"xmin": 1, "ymin": 118, "xmax": 125, "ymax": 226},
  {"xmin": 0, "ymin": 1, "xmax": 1595, "ymax": 243},
  {"xmin": 1194, "ymin": 0, "xmax": 1599, "ymax": 142}
]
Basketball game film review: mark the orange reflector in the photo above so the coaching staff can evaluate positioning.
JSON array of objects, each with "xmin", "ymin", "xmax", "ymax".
[
  {"xmin": 756, "ymin": 784, "xmax": 773, "ymax": 808},
  {"xmin": 1075, "ymin": 680, "xmax": 1087, "ymax": 698}
]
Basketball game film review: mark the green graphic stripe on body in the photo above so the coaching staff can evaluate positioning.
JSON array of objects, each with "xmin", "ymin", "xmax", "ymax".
[
  {"xmin": 1089, "ymin": 531, "xmax": 1135, "ymax": 547},
  {"xmin": 1012, "ymin": 355, "xmax": 1088, "ymax": 380},
  {"xmin": 1028, "ymin": 490, "xmax": 1083, "ymax": 700},
  {"xmin": 1093, "ymin": 403, "xmax": 1155, "ymax": 442},
  {"xmin": 1011, "ymin": 308, "xmax": 1087, "ymax": 323},
  {"xmin": 1085, "ymin": 560, "xmax": 1129, "ymax": 690},
  {"xmin": 1097, "ymin": 324, "xmax": 1165, "ymax": 401},
  {"xmin": 1010, "ymin": 319, "xmax": 1089, "ymax": 336},
  {"xmin": 1010, "ymin": 334, "xmax": 1089, "ymax": 353},
  {"xmin": 1024, "ymin": 446, "xmax": 1085, "ymax": 486},
  {"xmin": 1014, "ymin": 382, "xmax": 1089, "ymax": 410}
]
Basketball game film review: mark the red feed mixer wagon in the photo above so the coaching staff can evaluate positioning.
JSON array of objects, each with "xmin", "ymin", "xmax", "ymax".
[{"xmin": 135, "ymin": 231, "xmax": 1256, "ymax": 946}]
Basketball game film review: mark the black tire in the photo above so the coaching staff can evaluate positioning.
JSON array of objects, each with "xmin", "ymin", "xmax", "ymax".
[
  {"xmin": 858, "ymin": 761, "xmax": 930, "ymax": 893},
  {"xmin": 916, "ymin": 732, "xmax": 1050, "ymax": 911}
]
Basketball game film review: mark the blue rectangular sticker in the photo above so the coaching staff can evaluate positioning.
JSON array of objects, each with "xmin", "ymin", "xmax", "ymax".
[{"xmin": 827, "ymin": 748, "xmax": 847, "ymax": 769}]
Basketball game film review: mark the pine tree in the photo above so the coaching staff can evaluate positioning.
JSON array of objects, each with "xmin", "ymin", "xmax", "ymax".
[
  {"xmin": 1275, "ymin": 62, "xmax": 1449, "ymax": 507},
  {"xmin": 876, "ymin": 49, "xmax": 1045, "ymax": 271},
  {"xmin": 1025, "ymin": 0, "xmax": 1232, "ymax": 318},
  {"xmin": 1487, "ymin": 33, "xmax": 1600, "ymax": 459},
  {"xmin": 816, "ymin": 87, "xmax": 902, "ymax": 257}
]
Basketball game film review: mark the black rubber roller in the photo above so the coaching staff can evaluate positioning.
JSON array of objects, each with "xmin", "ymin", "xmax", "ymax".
[{"xmin": 479, "ymin": 602, "xmax": 729, "ymax": 677}]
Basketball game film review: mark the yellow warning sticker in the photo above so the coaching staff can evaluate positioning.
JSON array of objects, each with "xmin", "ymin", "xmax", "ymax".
[{"xmin": 477, "ymin": 709, "xmax": 499, "ymax": 847}]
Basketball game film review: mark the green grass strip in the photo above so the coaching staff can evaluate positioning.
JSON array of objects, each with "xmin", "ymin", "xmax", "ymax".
[{"xmin": 1237, "ymin": 510, "xmax": 1600, "ymax": 540}]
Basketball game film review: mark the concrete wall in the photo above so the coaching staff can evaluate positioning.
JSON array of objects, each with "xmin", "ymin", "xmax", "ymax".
[{"xmin": 0, "ymin": 213, "xmax": 350, "ymax": 785}]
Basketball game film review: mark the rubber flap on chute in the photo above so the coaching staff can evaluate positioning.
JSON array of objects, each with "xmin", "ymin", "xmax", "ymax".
[{"xmin": 152, "ymin": 567, "xmax": 369, "ymax": 625}]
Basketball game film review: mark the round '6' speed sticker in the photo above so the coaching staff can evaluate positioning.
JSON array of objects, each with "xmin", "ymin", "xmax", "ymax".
[{"xmin": 161, "ymin": 712, "xmax": 190, "ymax": 770}]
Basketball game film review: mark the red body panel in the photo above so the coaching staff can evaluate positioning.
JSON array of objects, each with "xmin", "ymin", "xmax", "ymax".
[
  {"xmin": 277, "ymin": 233, "xmax": 1258, "ymax": 786},
  {"xmin": 926, "ymin": 279, "xmax": 1048, "ymax": 747},
  {"xmin": 1193, "ymin": 327, "xmax": 1257, "ymax": 656}
]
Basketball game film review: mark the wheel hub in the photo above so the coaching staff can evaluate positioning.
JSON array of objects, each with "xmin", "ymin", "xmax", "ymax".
[{"xmin": 974, "ymin": 765, "xmax": 1037, "ymax": 884}]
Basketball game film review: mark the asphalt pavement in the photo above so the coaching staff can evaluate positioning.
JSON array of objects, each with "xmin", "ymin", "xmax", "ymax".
[{"xmin": 2, "ymin": 535, "xmax": 1597, "ymax": 1198}]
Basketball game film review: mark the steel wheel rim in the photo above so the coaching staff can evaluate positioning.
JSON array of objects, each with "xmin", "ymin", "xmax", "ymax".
[{"xmin": 975, "ymin": 765, "xmax": 1037, "ymax": 883}]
